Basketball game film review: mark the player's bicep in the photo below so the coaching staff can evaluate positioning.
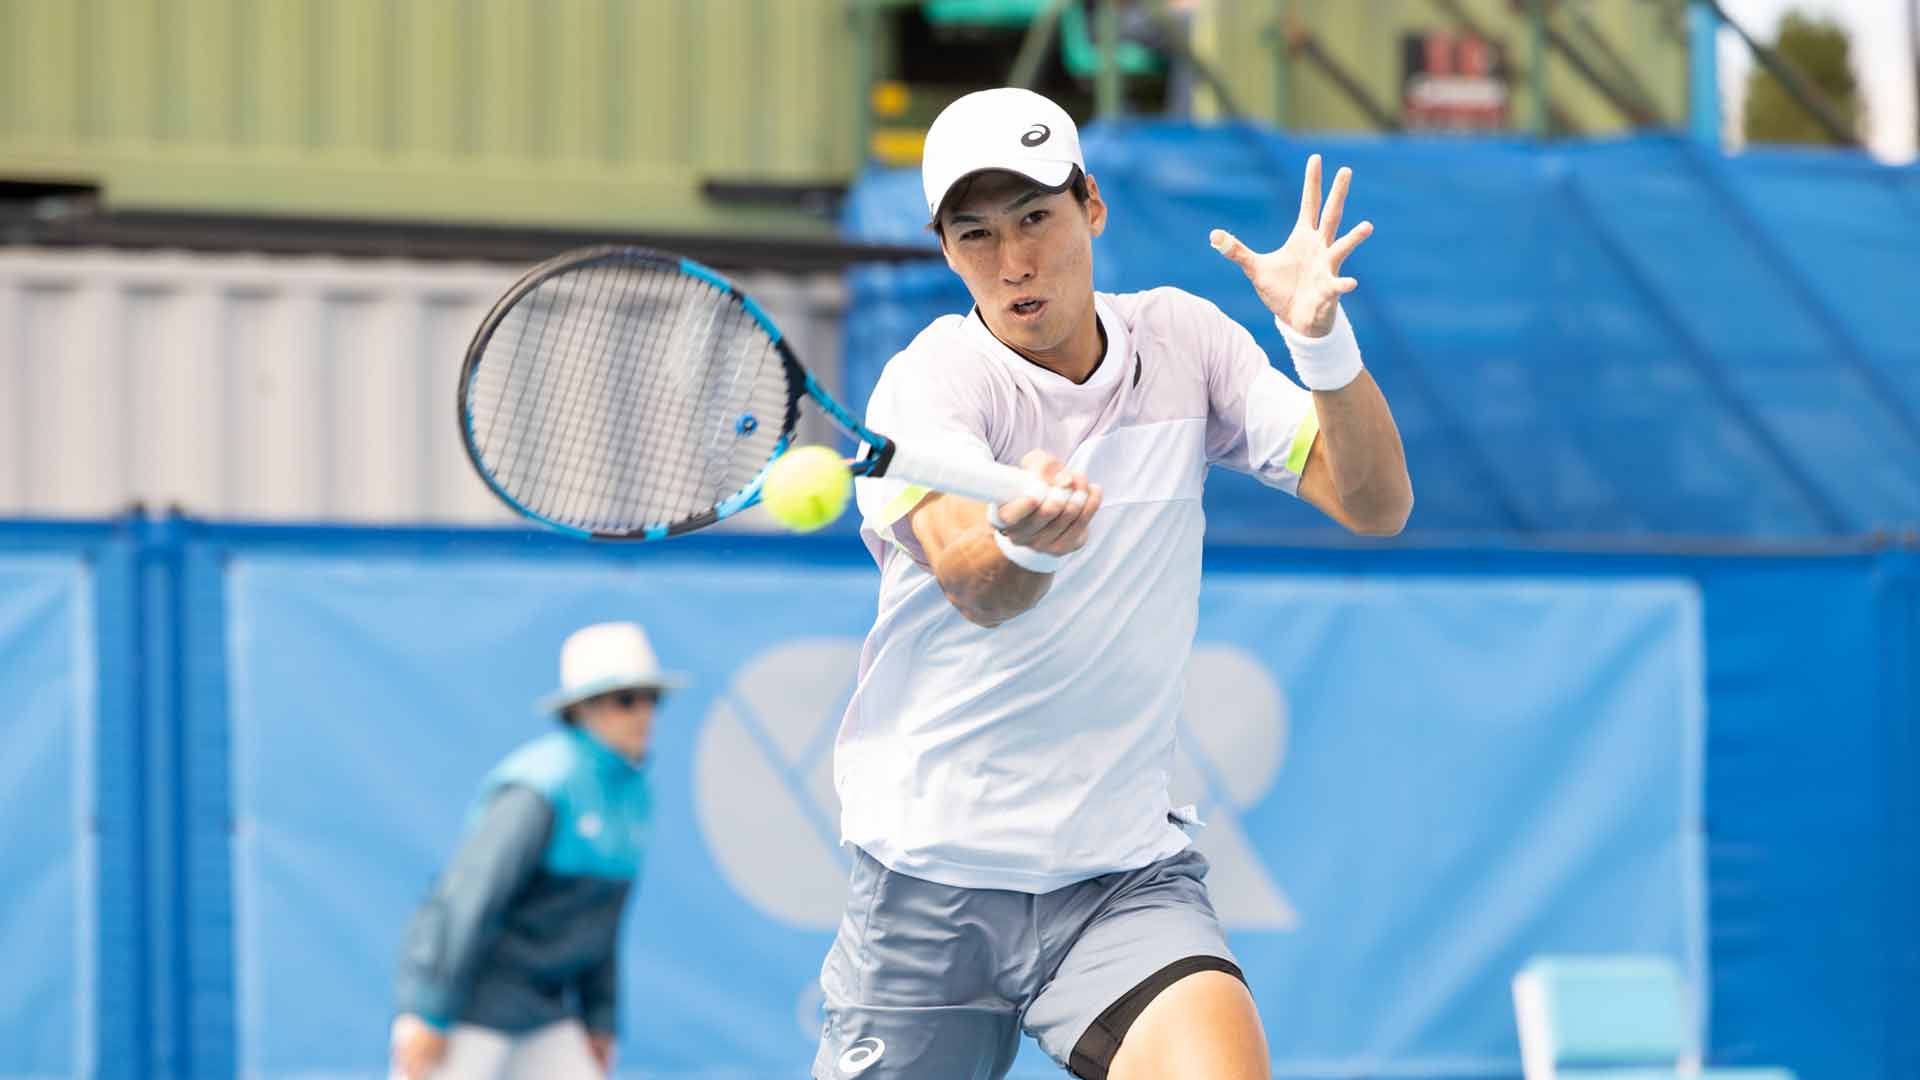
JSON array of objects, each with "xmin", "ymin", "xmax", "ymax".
[
  {"xmin": 1210, "ymin": 359, "xmax": 1320, "ymax": 494},
  {"xmin": 1196, "ymin": 297, "xmax": 1317, "ymax": 490},
  {"xmin": 855, "ymin": 364, "xmax": 996, "ymax": 562},
  {"xmin": 1295, "ymin": 436, "xmax": 1369, "ymax": 532},
  {"xmin": 905, "ymin": 490, "xmax": 986, "ymax": 567}
]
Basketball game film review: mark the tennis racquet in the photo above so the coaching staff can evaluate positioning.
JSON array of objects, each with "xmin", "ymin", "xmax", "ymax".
[{"xmin": 457, "ymin": 245, "xmax": 1050, "ymax": 540}]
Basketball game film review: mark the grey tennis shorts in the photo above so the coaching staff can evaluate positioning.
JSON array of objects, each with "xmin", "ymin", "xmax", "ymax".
[{"xmin": 810, "ymin": 844, "xmax": 1241, "ymax": 1080}]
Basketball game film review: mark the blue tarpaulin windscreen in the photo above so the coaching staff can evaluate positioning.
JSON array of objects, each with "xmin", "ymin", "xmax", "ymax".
[
  {"xmin": 223, "ymin": 553, "xmax": 1702, "ymax": 1079},
  {"xmin": 0, "ymin": 558, "xmax": 94, "ymax": 1080},
  {"xmin": 840, "ymin": 128, "xmax": 1920, "ymax": 540}
]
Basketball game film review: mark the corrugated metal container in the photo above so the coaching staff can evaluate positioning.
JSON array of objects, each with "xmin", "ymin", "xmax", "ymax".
[
  {"xmin": 0, "ymin": 248, "xmax": 848, "ymax": 524},
  {"xmin": 1200, "ymin": 0, "xmax": 1686, "ymax": 134},
  {"xmin": 0, "ymin": 0, "xmax": 857, "ymax": 234}
]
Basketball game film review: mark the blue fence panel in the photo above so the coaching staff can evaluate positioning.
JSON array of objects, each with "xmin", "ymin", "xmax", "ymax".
[
  {"xmin": 1873, "ymin": 550, "xmax": 1920, "ymax": 1080},
  {"xmin": 0, "ymin": 521, "xmax": 150, "ymax": 1080},
  {"xmin": 0, "ymin": 545, "xmax": 105, "ymax": 1080},
  {"xmin": 178, "ymin": 542, "xmax": 236, "ymax": 1080},
  {"xmin": 1689, "ymin": 554, "xmax": 1894, "ymax": 1077}
]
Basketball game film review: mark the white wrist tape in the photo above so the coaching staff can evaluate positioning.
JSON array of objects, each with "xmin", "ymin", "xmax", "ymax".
[
  {"xmin": 994, "ymin": 529, "xmax": 1065, "ymax": 573},
  {"xmin": 1275, "ymin": 303, "xmax": 1364, "ymax": 391}
]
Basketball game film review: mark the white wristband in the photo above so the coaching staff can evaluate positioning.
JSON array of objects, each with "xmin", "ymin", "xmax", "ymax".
[
  {"xmin": 994, "ymin": 529, "xmax": 1065, "ymax": 573},
  {"xmin": 1275, "ymin": 304, "xmax": 1364, "ymax": 391}
]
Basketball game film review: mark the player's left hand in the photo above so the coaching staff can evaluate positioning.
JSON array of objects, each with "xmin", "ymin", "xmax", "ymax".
[
  {"xmin": 1210, "ymin": 153, "xmax": 1373, "ymax": 338},
  {"xmin": 588, "ymin": 1032, "xmax": 616, "ymax": 1074}
]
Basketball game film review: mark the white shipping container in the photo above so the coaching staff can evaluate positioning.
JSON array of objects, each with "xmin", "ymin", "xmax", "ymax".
[{"xmin": 0, "ymin": 248, "xmax": 848, "ymax": 526}]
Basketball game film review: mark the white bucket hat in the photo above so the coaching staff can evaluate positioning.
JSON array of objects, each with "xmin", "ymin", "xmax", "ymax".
[
  {"xmin": 921, "ymin": 87, "xmax": 1085, "ymax": 219},
  {"xmin": 536, "ymin": 622, "xmax": 688, "ymax": 715}
]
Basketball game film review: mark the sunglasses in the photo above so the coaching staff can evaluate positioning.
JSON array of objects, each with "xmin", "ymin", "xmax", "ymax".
[{"xmin": 597, "ymin": 689, "xmax": 660, "ymax": 709}]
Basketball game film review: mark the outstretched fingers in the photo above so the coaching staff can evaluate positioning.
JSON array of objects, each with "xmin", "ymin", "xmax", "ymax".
[
  {"xmin": 1209, "ymin": 228, "xmax": 1258, "ymax": 274},
  {"xmin": 1327, "ymin": 220, "xmax": 1373, "ymax": 271},
  {"xmin": 1298, "ymin": 153, "xmax": 1323, "ymax": 230},
  {"xmin": 1320, "ymin": 166, "xmax": 1353, "ymax": 243}
]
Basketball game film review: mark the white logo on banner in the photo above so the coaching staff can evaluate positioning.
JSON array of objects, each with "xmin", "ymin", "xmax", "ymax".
[
  {"xmin": 693, "ymin": 639, "xmax": 1297, "ymax": 931},
  {"xmin": 695, "ymin": 640, "xmax": 860, "ymax": 929},
  {"xmin": 1171, "ymin": 648, "xmax": 1300, "ymax": 930}
]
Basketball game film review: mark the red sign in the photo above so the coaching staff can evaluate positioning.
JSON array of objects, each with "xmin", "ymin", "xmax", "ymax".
[{"xmin": 1402, "ymin": 31, "xmax": 1511, "ymax": 131}]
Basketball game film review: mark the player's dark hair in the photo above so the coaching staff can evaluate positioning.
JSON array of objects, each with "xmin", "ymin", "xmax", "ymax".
[{"xmin": 930, "ymin": 166, "xmax": 1089, "ymax": 241}]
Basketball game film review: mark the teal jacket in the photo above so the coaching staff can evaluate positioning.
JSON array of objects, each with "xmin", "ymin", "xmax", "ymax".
[{"xmin": 395, "ymin": 726, "xmax": 651, "ymax": 1034}]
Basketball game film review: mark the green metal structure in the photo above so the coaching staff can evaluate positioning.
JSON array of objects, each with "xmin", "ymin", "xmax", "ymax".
[{"xmin": 1206, "ymin": 0, "xmax": 1686, "ymax": 136}]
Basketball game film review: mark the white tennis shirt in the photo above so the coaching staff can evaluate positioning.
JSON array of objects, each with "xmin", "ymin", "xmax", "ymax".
[{"xmin": 839, "ymin": 287, "xmax": 1320, "ymax": 892}]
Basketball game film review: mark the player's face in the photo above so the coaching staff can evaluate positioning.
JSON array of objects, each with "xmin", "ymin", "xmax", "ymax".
[
  {"xmin": 574, "ymin": 688, "xmax": 659, "ymax": 763},
  {"xmin": 939, "ymin": 170, "xmax": 1107, "ymax": 363}
]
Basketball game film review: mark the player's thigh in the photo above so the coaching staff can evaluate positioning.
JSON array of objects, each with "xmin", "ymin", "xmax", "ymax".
[
  {"xmin": 811, "ymin": 848, "xmax": 1023, "ymax": 1080},
  {"xmin": 503, "ymin": 1019, "xmax": 601, "ymax": 1080},
  {"xmin": 1024, "ymin": 847, "xmax": 1263, "ymax": 1080},
  {"xmin": 1106, "ymin": 969, "xmax": 1268, "ymax": 1080}
]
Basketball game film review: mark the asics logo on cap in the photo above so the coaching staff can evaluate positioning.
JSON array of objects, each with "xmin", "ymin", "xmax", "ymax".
[{"xmin": 1021, "ymin": 123, "xmax": 1050, "ymax": 147}]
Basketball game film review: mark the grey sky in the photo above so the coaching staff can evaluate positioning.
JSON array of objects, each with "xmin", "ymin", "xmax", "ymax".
[{"xmin": 1717, "ymin": 0, "xmax": 1917, "ymax": 160}]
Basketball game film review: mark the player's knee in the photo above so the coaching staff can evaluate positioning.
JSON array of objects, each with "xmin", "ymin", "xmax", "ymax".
[{"xmin": 1078, "ymin": 959, "xmax": 1269, "ymax": 1080}]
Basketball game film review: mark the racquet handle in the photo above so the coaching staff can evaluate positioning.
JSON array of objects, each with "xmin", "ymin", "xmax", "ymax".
[{"xmin": 882, "ymin": 442, "xmax": 1071, "ymax": 507}]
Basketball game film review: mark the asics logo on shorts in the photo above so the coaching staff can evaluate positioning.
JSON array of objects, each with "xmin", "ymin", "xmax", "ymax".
[{"xmin": 839, "ymin": 1037, "xmax": 885, "ymax": 1074}]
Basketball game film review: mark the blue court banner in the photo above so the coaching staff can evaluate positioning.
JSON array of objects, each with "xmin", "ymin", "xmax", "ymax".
[
  {"xmin": 223, "ymin": 552, "xmax": 1704, "ymax": 1079},
  {"xmin": 0, "ymin": 557, "xmax": 96, "ymax": 1080}
]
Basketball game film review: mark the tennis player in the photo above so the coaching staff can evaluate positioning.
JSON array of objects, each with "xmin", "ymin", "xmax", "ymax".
[
  {"xmin": 813, "ymin": 88, "xmax": 1412, "ymax": 1080},
  {"xmin": 390, "ymin": 622, "xmax": 683, "ymax": 1079}
]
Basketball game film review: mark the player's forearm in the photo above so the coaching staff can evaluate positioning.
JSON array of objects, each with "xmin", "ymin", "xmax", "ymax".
[
  {"xmin": 1312, "ymin": 372, "xmax": 1412, "ymax": 535},
  {"xmin": 915, "ymin": 496, "xmax": 1051, "ymax": 627},
  {"xmin": 932, "ymin": 526, "xmax": 1053, "ymax": 626}
]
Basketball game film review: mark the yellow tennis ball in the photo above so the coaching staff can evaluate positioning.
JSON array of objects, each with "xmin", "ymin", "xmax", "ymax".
[{"xmin": 760, "ymin": 446, "xmax": 852, "ymax": 532}]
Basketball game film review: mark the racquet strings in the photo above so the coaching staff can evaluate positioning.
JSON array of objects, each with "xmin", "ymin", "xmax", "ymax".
[{"xmin": 466, "ymin": 261, "xmax": 792, "ymax": 533}]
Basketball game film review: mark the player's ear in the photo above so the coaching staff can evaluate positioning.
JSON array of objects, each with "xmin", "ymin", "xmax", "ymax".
[
  {"xmin": 1083, "ymin": 174, "xmax": 1107, "ymax": 238},
  {"xmin": 938, "ymin": 228, "xmax": 963, "ymax": 274}
]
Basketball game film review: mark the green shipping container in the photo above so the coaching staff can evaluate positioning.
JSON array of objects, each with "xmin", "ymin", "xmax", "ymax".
[{"xmin": 0, "ymin": 0, "xmax": 862, "ymax": 235}]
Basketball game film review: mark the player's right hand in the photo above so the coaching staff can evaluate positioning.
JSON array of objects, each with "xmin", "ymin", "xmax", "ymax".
[
  {"xmin": 992, "ymin": 450, "xmax": 1102, "ymax": 556},
  {"xmin": 390, "ymin": 1014, "xmax": 449, "ymax": 1079}
]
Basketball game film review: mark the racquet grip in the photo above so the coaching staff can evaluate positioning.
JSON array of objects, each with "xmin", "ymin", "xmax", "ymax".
[{"xmin": 882, "ymin": 442, "xmax": 1050, "ymax": 506}]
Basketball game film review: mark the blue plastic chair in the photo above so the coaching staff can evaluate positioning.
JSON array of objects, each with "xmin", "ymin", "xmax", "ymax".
[{"xmin": 1512, "ymin": 956, "xmax": 1796, "ymax": 1080}]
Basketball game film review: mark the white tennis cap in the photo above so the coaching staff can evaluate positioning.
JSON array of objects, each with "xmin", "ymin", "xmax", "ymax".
[{"xmin": 922, "ymin": 87, "xmax": 1084, "ymax": 219}]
